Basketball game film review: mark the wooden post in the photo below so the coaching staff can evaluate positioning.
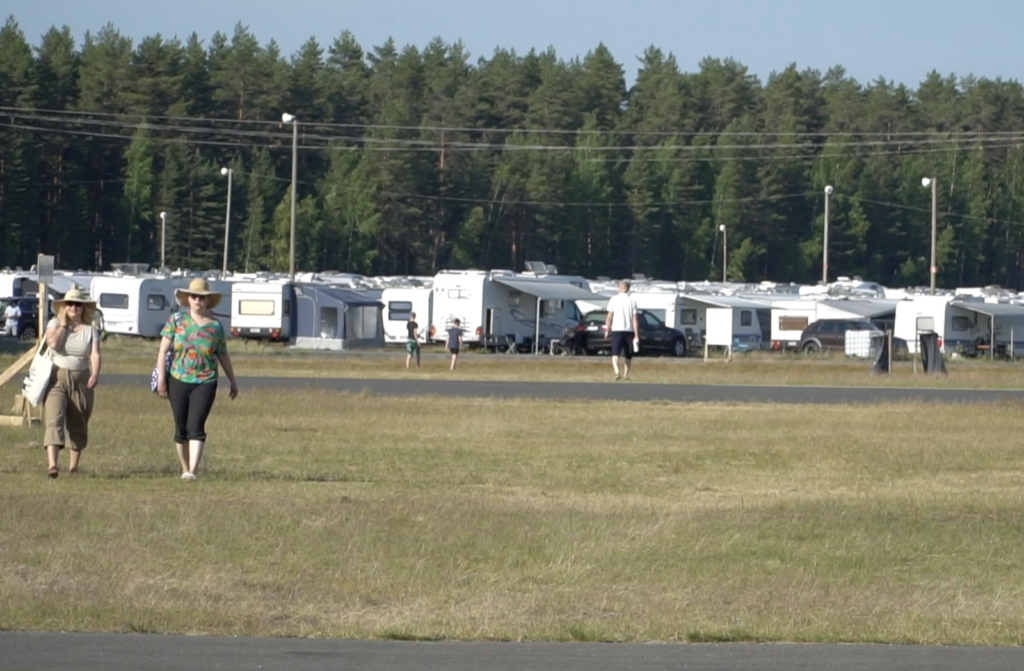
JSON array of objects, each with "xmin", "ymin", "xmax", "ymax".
[{"xmin": 38, "ymin": 282, "xmax": 46, "ymax": 339}]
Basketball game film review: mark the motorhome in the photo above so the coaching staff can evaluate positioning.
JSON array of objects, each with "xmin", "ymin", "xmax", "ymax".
[
  {"xmin": 229, "ymin": 280, "xmax": 296, "ymax": 342},
  {"xmin": 429, "ymin": 270, "xmax": 598, "ymax": 352},
  {"xmin": 381, "ymin": 285, "xmax": 432, "ymax": 344},
  {"xmin": 91, "ymin": 274, "xmax": 234, "ymax": 337}
]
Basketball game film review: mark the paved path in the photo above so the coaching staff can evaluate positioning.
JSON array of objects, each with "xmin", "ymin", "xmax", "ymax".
[
  {"xmin": 2, "ymin": 632, "xmax": 1023, "ymax": 671},
  {"xmin": 106, "ymin": 373, "xmax": 1024, "ymax": 405}
]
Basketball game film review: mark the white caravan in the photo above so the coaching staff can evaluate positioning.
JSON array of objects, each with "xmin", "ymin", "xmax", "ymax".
[
  {"xmin": 91, "ymin": 275, "xmax": 234, "ymax": 337},
  {"xmin": 892, "ymin": 295, "xmax": 1024, "ymax": 355},
  {"xmin": 381, "ymin": 286, "xmax": 432, "ymax": 344},
  {"xmin": 630, "ymin": 290, "xmax": 689, "ymax": 331},
  {"xmin": 0, "ymin": 270, "xmax": 37, "ymax": 298},
  {"xmin": 678, "ymin": 295, "xmax": 770, "ymax": 352},
  {"xmin": 768, "ymin": 299, "xmax": 822, "ymax": 350},
  {"xmin": 429, "ymin": 270, "xmax": 596, "ymax": 352},
  {"xmin": 229, "ymin": 280, "xmax": 296, "ymax": 342}
]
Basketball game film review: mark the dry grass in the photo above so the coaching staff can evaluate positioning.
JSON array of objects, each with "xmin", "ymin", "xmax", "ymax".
[{"xmin": 2, "ymin": 384, "xmax": 1024, "ymax": 644}]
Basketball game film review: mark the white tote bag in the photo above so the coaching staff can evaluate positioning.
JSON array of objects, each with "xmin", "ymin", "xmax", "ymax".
[{"xmin": 22, "ymin": 340, "xmax": 54, "ymax": 407}]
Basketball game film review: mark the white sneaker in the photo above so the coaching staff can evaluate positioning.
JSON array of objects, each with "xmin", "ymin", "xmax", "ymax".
[{"xmin": 180, "ymin": 472, "xmax": 197, "ymax": 481}]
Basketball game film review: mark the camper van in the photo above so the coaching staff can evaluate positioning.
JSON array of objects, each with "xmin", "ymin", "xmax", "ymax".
[
  {"xmin": 230, "ymin": 281, "xmax": 296, "ymax": 342},
  {"xmin": 381, "ymin": 285, "xmax": 432, "ymax": 344},
  {"xmin": 429, "ymin": 270, "xmax": 595, "ymax": 352},
  {"xmin": 91, "ymin": 274, "xmax": 234, "ymax": 338}
]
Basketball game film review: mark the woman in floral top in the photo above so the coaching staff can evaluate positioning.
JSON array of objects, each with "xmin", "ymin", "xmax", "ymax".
[{"xmin": 156, "ymin": 278, "xmax": 239, "ymax": 480}]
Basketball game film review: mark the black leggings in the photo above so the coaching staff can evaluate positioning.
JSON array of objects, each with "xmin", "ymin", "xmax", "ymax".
[{"xmin": 168, "ymin": 376, "xmax": 218, "ymax": 443}]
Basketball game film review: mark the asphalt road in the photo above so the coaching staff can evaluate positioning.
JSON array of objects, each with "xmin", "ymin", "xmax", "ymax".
[
  {"xmin": 3, "ymin": 632, "xmax": 1024, "ymax": 671},
  {"xmin": 106, "ymin": 373, "xmax": 1024, "ymax": 405},
  {"xmin": 7, "ymin": 376, "xmax": 1021, "ymax": 670}
]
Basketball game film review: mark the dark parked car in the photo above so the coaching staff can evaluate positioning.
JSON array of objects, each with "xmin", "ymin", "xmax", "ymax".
[
  {"xmin": 0, "ymin": 297, "xmax": 57, "ymax": 342},
  {"xmin": 578, "ymin": 309, "xmax": 688, "ymax": 357},
  {"xmin": 0, "ymin": 296, "xmax": 49, "ymax": 341},
  {"xmin": 798, "ymin": 319, "xmax": 908, "ymax": 356}
]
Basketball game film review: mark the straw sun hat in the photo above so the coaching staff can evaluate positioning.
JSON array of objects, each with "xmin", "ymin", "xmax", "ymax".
[
  {"xmin": 175, "ymin": 278, "xmax": 222, "ymax": 309},
  {"xmin": 53, "ymin": 288, "xmax": 97, "ymax": 323}
]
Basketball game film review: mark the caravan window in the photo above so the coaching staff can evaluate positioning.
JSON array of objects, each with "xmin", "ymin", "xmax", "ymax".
[
  {"xmin": 239, "ymin": 300, "xmax": 275, "ymax": 316},
  {"xmin": 679, "ymin": 309, "xmax": 697, "ymax": 325},
  {"xmin": 951, "ymin": 316, "xmax": 971, "ymax": 332},
  {"xmin": 147, "ymin": 295, "xmax": 166, "ymax": 310},
  {"xmin": 388, "ymin": 301, "xmax": 413, "ymax": 321},
  {"xmin": 447, "ymin": 289, "xmax": 470, "ymax": 299},
  {"xmin": 740, "ymin": 311, "xmax": 752, "ymax": 327},
  {"xmin": 542, "ymin": 300, "xmax": 563, "ymax": 317},
  {"xmin": 779, "ymin": 316, "xmax": 809, "ymax": 331},
  {"xmin": 99, "ymin": 293, "xmax": 129, "ymax": 310}
]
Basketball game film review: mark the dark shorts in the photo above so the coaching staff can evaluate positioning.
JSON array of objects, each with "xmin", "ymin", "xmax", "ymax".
[
  {"xmin": 406, "ymin": 339, "xmax": 420, "ymax": 354},
  {"xmin": 449, "ymin": 347, "xmax": 460, "ymax": 355},
  {"xmin": 611, "ymin": 331, "xmax": 634, "ymax": 359}
]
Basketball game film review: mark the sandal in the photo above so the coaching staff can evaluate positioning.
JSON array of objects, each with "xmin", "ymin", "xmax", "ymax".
[{"xmin": 47, "ymin": 466, "xmax": 58, "ymax": 479}]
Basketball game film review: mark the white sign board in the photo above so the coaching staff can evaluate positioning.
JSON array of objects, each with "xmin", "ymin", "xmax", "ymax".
[
  {"xmin": 916, "ymin": 316, "xmax": 935, "ymax": 332},
  {"xmin": 36, "ymin": 254, "xmax": 54, "ymax": 286},
  {"xmin": 705, "ymin": 308, "xmax": 734, "ymax": 347}
]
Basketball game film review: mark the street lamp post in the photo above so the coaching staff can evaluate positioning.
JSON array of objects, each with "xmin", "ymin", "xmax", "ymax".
[
  {"xmin": 823, "ymin": 185, "xmax": 833, "ymax": 285},
  {"xmin": 159, "ymin": 211, "xmax": 167, "ymax": 270},
  {"xmin": 921, "ymin": 177, "xmax": 937, "ymax": 294},
  {"xmin": 282, "ymin": 112, "xmax": 298, "ymax": 280},
  {"xmin": 718, "ymin": 224, "xmax": 727, "ymax": 282},
  {"xmin": 220, "ymin": 167, "xmax": 233, "ymax": 275}
]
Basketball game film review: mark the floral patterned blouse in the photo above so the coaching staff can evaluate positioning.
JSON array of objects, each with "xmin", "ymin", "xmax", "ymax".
[{"xmin": 160, "ymin": 311, "xmax": 228, "ymax": 384}]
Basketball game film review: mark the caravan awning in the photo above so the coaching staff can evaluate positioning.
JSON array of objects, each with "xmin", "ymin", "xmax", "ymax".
[
  {"xmin": 951, "ymin": 300, "xmax": 1024, "ymax": 321},
  {"xmin": 493, "ymin": 278, "xmax": 603, "ymax": 302},
  {"xmin": 680, "ymin": 295, "xmax": 770, "ymax": 310},
  {"xmin": 818, "ymin": 299, "xmax": 899, "ymax": 319}
]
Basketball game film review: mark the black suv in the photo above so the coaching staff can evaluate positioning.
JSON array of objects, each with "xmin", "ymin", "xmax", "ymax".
[
  {"xmin": 0, "ymin": 296, "xmax": 48, "ymax": 340},
  {"xmin": 798, "ymin": 319, "xmax": 908, "ymax": 356},
  {"xmin": 578, "ymin": 309, "xmax": 688, "ymax": 357}
]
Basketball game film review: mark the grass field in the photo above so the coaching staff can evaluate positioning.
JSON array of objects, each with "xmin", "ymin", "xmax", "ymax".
[
  {"xmin": 3, "ymin": 364, "xmax": 1024, "ymax": 644},
  {"xmin": 5, "ymin": 335, "xmax": 1024, "ymax": 388}
]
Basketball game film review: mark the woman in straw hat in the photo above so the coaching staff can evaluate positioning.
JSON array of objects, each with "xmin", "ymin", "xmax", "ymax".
[
  {"xmin": 43, "ymin": 288, "xmax": 102, "ymax": 478},
  {"xmin": 156, "ymin": 278, "xmax": 239, "ymax": 480}
]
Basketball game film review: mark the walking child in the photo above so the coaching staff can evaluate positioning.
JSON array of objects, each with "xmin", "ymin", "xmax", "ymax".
[
  {"xmin": 405, "ymin": 312, "xmax": 421, "ymax": 369},
  {"xmin": 446, "ymin": 319, "xmax": 463, "ymax": 371}
]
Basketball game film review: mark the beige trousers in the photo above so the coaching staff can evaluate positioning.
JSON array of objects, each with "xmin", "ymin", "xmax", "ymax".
[{"xmin": 43, "ymin": 367, "xmax": 93, "ymax": 450}]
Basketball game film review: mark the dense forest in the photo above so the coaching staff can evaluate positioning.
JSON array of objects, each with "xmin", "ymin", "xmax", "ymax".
[{"xmin": 2, "ymin": 16, "xmax": 1024, "ymax": 287}]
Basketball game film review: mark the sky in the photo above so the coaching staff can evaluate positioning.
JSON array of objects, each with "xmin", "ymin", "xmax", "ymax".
[{"xmin": 8, "ymin": 0, "xmax": 1022, "ymax": 89}]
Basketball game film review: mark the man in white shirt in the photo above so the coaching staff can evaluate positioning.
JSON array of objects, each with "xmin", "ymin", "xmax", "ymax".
[
  {"xmin": 604, "ymin": 280, "xmax": 640, "ymax": 380},
  {"xmin": 3, "ymin": 300, "xmax": 21, "ymax": 337}
]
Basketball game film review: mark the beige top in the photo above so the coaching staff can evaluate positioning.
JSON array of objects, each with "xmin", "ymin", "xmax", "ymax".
[{"xmin": 47, "ymin": 318, "xmax": 96, "ymax": 371}]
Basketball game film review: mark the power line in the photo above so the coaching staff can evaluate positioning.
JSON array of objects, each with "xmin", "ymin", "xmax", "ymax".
[{"xmin": 5, "ymin": 104, "xmax": 1024, "ymax": 139}]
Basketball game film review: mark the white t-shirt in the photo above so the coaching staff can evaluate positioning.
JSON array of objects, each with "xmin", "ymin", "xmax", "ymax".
[
  {"xmin": 606, "ymin": 292, "xmax": 638, "ymax": 332},
  {"xmin": 4, "ymin": 303, "xmax": 20, "ymax": 323}
]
